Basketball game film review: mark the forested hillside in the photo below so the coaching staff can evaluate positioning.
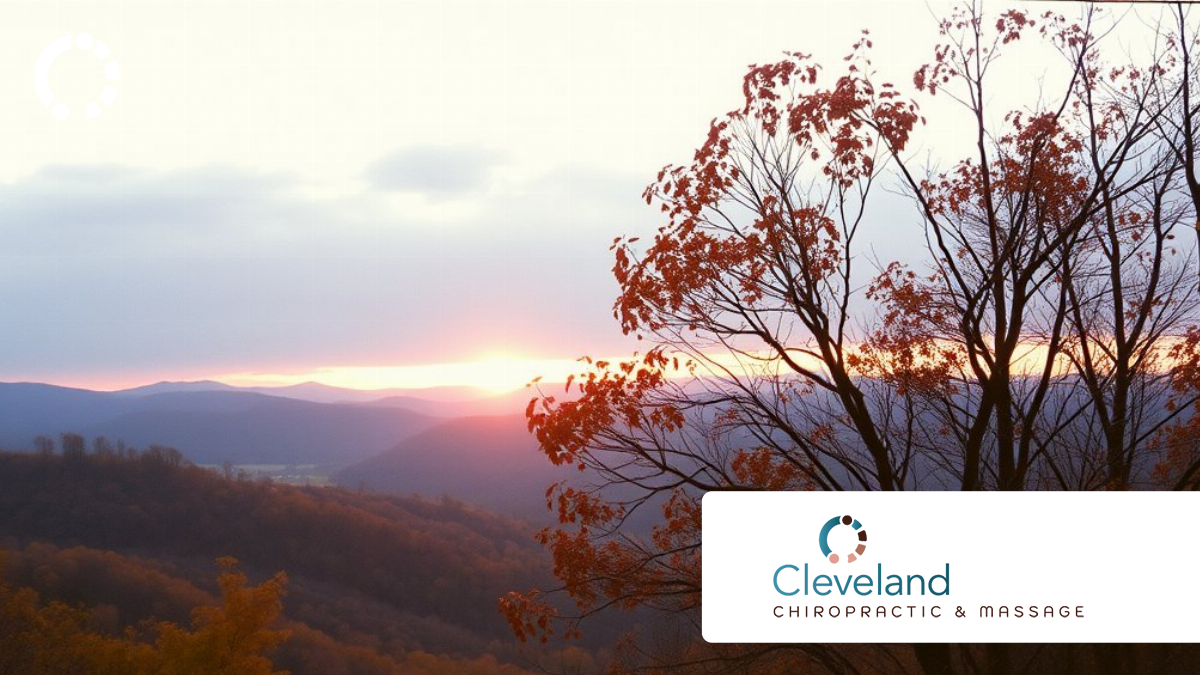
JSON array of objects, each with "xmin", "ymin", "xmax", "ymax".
[
  {"xmin": 0, "ymin": 449, "xmax": 598, "ymax": 675},
  {"xmin": 338, "ymin": 415, "xmax": 566, "ymax": 519}
]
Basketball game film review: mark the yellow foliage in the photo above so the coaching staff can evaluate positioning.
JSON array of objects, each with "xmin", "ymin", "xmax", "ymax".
[{"xmin": 0, "ymin": 551, "xmax": 289, "ymax": 675}]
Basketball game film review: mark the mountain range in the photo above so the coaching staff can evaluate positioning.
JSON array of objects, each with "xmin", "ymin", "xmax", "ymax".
[
  {"xmin": 112, "ymin": 379, "xmax": 533, "ymax": 411},
  {"xmin": 0, "ymin": 380, "xmax": 555, "ymax": 518}
]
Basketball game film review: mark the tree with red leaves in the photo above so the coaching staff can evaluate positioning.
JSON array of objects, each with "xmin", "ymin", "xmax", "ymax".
[{"xmin": 503, "ymin": 4, "xmax": 1200, "ymax": 674}]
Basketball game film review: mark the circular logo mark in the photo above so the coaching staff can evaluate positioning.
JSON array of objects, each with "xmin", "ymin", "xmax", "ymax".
[
  {"xmin": 818, "ymin": 514, "xmax": 867, "ymax": 563},
  {"xmin": 34, "ymin": 34, "xmax": 120, "ymax": 120}
]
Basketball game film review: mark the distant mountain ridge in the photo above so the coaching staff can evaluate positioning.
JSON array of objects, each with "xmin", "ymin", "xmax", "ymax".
[
  {"xmin": 112, "ymin": 380, "xmax": 240, "ymax": 396},
  {"xmin": 110, "ymin": 378, "xmax": 535, "ymax": 413},
  {"xmin": 0, "ymin": 381, "xmax": 436, "ymax": 465},
  {"xmin": 0, "ymin": 379, "xmax": 558, "ymax": 517}
]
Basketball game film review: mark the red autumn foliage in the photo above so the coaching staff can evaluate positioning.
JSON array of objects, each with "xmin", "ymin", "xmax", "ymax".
[{"xmin": 507, "ymin": 4, "xmax": 1200, "ymax": 674}]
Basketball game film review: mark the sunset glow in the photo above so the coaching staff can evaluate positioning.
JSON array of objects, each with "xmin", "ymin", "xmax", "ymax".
[
  {"xmin": 208, "ymin": 348, "xmax": 823, "ymax": 394},
  {"xmin": 209, "ymin": 340, "xmax": 1111, "ymax": 396},
  {"xmin": 214, "ymin": 356, "xmax": 604, "ymax": 394}
]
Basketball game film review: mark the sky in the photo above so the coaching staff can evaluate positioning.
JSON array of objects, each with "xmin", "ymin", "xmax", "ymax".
[{"xmin": 0, "ymin": 0, "xmax": 1163, "ymax": 392}]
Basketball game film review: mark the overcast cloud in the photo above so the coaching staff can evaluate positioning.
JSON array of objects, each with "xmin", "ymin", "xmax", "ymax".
[
  {"xmin": 366, "ymin": 146, "xmax": 506, "ymax": 197},
  {"xmin": 0, "ymin": 0, "xmax": 1107, "ymax": 388},
  {"xmin": 0, "ymin": 159, "xmax": 643, "ymax": 384}
]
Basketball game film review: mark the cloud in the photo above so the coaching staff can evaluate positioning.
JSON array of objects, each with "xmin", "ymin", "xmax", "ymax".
[
  {"xmin": 0, "ymin": 161, "xmax": 642, "ymax": 383},
  {"xmin": 365, "ymin": 146, "xmax": 506, "ymax": 197},
  {"xmin": 0, "ymin": 157, "xmax": 928, "ymax": 389},
  {"xmin": 0, "ymin": 164, "xmax": 307, "ymax": 256}
]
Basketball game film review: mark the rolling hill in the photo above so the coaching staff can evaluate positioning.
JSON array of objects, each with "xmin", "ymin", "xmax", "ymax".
[
  {"xmin": 0, "ymin": 449, "xmax": 594, "ymax": 674},
  {"xmin": 337, "ymin": 415, "xmax": 569, "ymax": 520}
]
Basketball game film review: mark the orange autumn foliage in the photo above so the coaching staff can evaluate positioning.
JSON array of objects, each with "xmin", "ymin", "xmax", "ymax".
[{"xmin": 0, "ymin": 553, "xmax": 288, "ymax": 675}]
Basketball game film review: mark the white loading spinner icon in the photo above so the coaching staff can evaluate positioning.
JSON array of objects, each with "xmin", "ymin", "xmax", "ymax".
[{"xmin": 34, "ymin": 34, "xmax": 120, "ymax": 120}]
